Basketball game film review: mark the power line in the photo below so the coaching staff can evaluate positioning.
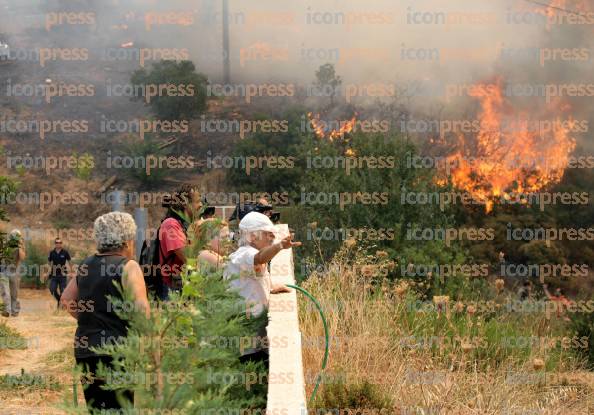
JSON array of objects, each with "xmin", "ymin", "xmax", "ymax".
[{"xmin": 521, "ymin": 0, "xmax": 589, "ymax": 17}]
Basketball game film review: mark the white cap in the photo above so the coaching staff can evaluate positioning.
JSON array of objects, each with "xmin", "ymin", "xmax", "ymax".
[
  {"xmin": 9, "ymin": 229, "xmax": 21, "ymax": 238},
  {"xmin": 239, "ymin": 212, "xmax": 276, "ymax": 233}
]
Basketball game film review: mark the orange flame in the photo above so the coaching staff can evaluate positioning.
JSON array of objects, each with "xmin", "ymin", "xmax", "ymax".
[
  {"xmin": 308, "ymin": 112, "xmax": 327, "ymax": 138},
  {"xmin": 307, "ymin": 113, "xmax": 357, "ymax": 141},
  {"xmin": 438, "ymin": 80, "xmax": 576, "ymax": 212}
]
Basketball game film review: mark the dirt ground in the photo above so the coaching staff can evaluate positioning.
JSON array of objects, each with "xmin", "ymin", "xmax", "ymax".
[{"xmin": 0, "ymin": 288, "xmax": 85, "ymax": 415}]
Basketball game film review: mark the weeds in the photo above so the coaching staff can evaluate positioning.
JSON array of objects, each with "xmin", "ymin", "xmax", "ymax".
[
  {"xmin": 299, "ymin": 243, "xmax": 594, "ymax": 413},
  {"xmin": 0, "ymin": 321, "xmax": 27, "ymax": 350},
  {"xmin": 0, "ymin": 369, "xmax": 60, "ymax": 391}
]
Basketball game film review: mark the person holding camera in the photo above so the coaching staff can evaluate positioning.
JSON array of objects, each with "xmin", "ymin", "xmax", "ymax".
[{"xmin": 229, "ymin": 197, "xmax": 281, "ymax": 224}]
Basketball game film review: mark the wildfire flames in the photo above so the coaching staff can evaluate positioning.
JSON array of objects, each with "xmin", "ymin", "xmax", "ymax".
[
  {"xmin": 438, "ymin": 80, "xmax": 576, "ymax": 213},
  {"xmin": 308, "ymin": 112, "xmax": 357, "ymax": 141}
]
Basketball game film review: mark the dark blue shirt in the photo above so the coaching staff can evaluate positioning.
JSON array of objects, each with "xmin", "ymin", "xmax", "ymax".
[{"xmin": 48, "ymin": 249, "xmax": 71, "ymax": 278}]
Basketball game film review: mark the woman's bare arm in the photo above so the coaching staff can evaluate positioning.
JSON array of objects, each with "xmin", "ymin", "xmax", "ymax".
[
  {"xmin": 17, "ymin": 242, "xmax": 25, "ymax": 262},
  {"xmin": 122, "ymin": 260, "xmax": 151, "ymax": 318},
  {"xmin": 198, "ymin": 250, "xmax": 223, "ymax": 268},
  {"xmin": 60, "ymin": 277, "xmax": 80, "ymax": 319}
]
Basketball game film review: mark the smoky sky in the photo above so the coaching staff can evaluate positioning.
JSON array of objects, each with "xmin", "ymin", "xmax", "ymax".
[
  {"xmin": 0, "ymin": 0, "xmax": 592, "ymax": 134},
  {"xmin": 2, "ymin": 0, "xmax": 592, "ymax": 84}
]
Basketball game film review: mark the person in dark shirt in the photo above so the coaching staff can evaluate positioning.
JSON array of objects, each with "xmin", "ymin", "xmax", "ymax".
[
  {"xmin": 61, "ymin": 212, "xmax": 149, "ymax": 412},
  {"xmin": 45, "ymin": 238, "xmax": 71, "ymax": 308}
]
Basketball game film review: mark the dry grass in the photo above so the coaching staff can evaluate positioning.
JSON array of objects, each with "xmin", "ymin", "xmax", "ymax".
[
  {"xmin": 0, "ymin": 290, "xmax": 81, "ymax": 413},
  {"xmin": 299, "ymin": 245, "xmax": 594, "ymax": 414}
]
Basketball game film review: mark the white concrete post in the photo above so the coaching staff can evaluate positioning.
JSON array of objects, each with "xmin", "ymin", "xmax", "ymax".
[{"xmin": 267, "ymin": 224, "xmax": 308, "ymax": 413}]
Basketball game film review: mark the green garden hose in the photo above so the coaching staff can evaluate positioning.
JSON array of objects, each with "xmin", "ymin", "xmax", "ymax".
[
  {"xmin": 72, "ymin": 369, "xmax": 78, "ymax": 407},
  {"xmin": 286, "ymin": 284, "xmax": 329, "ymax": 407}
]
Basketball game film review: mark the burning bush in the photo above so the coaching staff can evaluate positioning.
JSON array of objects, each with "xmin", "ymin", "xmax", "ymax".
[{"xmin": 436, "ymin": 79, "xmax": 576, "ymax": 213}]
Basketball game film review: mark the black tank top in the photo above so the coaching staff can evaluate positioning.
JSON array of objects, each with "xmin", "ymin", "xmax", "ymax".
[{"xmin": 74, "ymin": 254, "xmax": 129, "ymax": 359}]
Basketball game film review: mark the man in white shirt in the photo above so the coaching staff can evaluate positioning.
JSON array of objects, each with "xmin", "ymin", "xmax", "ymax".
[{"xmin": 224, "ymin": 212, "xmax": 300, "ymax": 361}]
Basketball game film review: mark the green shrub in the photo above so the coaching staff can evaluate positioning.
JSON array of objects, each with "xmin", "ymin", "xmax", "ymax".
[
  {"xmin": 228, "ymin": 115, "xmax": 466, "ymax": 270},
  {"xmin": 72, "ymin": 152, "xmax": 94, "ymax": 181},
  {"xmin": 313, "ymin": 379, "xmax": 393, "ymax": 410},
  {"xmin": 0, "ymin": 368, "xmax": 59, "ymax": 391},
  {"xmin": 225, "ymin": 108, "xmax": 305, "ymax": 196},
  {"xmin": 130, "ymin": 60, "xmax": 208, "ymax": 121},
  {"xmin": 51, "ymin": 215, "xmax": 71, "ymax": 230},
  {"xmin": 122, "ymin": 135, "xmax": 171, "ymax": 189},
  {"xmin": 570, "ymin": 310, "xmax": 594, "ymax": 369},
  {"xmin": 21, "ymin": 241, "xmax": 48, "ymax": 287},
  {"xmin": 15, "ymin": 165, "xmax": 25, "ymax": 177},
  {"xmin": 0, "ymin": 322, "xmax": 27, "ymax": 350}
]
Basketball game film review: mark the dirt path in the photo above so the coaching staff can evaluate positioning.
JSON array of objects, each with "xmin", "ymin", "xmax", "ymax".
[{"xmin": 0, "ymin": 288, "xmax": 83, "ymax": 415}]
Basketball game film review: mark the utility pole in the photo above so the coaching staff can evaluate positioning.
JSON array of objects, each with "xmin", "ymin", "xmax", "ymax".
[
  {"xmin": 222, "ymin": 0, "xmax": 230, "ymax": 83},
  {"xmin": 134, "ymin": 207, "xmax": 146, "ymax": 260}
]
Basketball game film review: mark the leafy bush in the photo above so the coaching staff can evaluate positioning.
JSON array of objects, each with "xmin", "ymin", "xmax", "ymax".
[
  {"xmin": 131, "ymin": 60, "xmax": 208, "ymax": 121},
  {"xmin": 225, "ymin": 108, "xmax": 305, "ymax": 196},
  {"xmin": 21, "ymin": 241, "xmax": 48, "ymax": 288},
  {"xmin": 15, "ymin": 165, "xmax": 25, "ymax": 177},
  {"xmin": 121, "ymin": 135, "xmax": 172, "ymax": 189},
  {"xmin": 226, "ymin": 113, "xmax": 465, "ymax": 272},
  {"xmin": 570, "ymin": 310, "xmax": 594, "ymax": 369},
  {"xmin": 313, "ymin": 379, "xmax": 393, "ymax": 411},
  {"xmin": 0, "ymin": 368, "xmax": 59, "ymax": 391},
  {"xmin": 0, "ymin": 322, "xmax": 27, "ymax": 350},
  {"xmin": 51, "ymin": 215, "xmax": 71, "ymax": 230},
  {"xmin": 72, "ymin": 152, "xmax": 94, "ymax": 181},
  {"xmin": 314, "ymin": 63, "xmax": 342, "ymax": 107}
]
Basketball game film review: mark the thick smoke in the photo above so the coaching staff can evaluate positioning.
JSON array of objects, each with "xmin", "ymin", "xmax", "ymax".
[{"xmin": 0, "ymin": 0, "xmax": 592, "ymax": 142}]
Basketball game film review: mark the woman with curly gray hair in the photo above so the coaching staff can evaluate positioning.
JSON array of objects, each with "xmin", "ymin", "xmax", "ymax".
[{"xmin": 61, "ymin": 211, "xmax": 150, "ymax": 411}]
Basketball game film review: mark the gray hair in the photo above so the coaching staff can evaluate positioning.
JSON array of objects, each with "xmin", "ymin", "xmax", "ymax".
[
  {"xmin": 93, "ymin": 212, "xmax": 136, "ymax": 252},
  {"xmin": 238, "ymin": 229, "xmax": 252, "ymax": 247}
]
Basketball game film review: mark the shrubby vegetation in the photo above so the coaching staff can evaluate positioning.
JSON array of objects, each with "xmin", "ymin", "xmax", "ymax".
[
  {"xmin": 224, "ymin": 88, "xmax": 594, "ymax": 409},
  {"xmin": 21, "ymin": 240, "xmax": 47, "ymax": 288},
  {"xmin": 225, "ymin": 104, "xmax": 594, "ymax": 294},
  {"xmin": 300, "ymin": 245, "xmax": 592, "ymax": 412},
  {"xmin": 118, "ymin": 134, "xmax": 172, "ymax": 189},
  {"xmin": 0, "ymin": 321, "xmax": 26, "ymax": 351},
  {"xmin": 225, "ymin": 108, "xmax": 305, "ymax": 196},
  {"xmin": 131, "ymin": 60, "xmax": 208, "ymax": 121},
  {"xmin": 226, "ymin": 110, "xmax": 475, "ymax": 294}
]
